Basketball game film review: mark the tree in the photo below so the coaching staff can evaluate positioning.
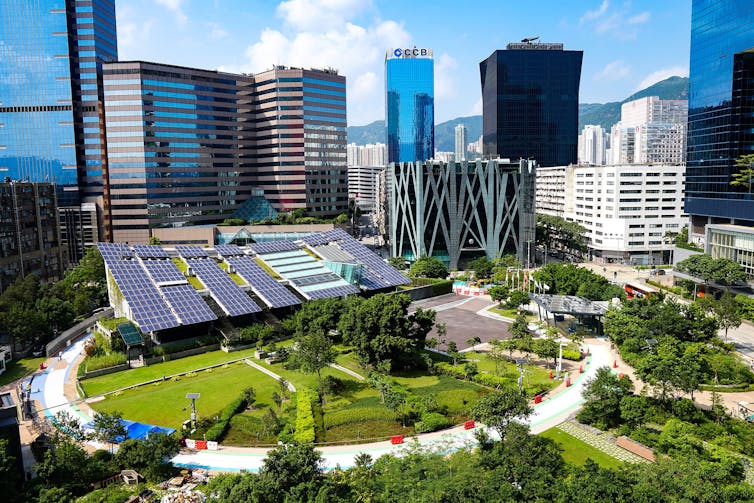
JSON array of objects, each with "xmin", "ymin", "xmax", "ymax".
[
  {"xmin": 487, "ymin": 285, "xmax": 509, "ymax": 302},
  {"xmin": 257, "ymin": 443, "xmax": 325, "ymax": 502},
  {"xmin": 92, "ymin": 411, "xmax": 127, "ymax": 452},
  {"xmin": 447, "ymin": 341, "xmax": 460, "ymax": 365},
  {"xmin": 731, "ymin": 153, "xmax": 754, "ymax": 194},
  {"xmin": 0, "ymin": 439, "xmax": 21, "ymax": 500},
  {"xmin": 468, "ymin": 256, "xmax": 494, "ymax": 279},
  {"xmin": 291, "ymin": 332, "xmax": 336, "ymax": 391},
  {"xmin": 536, "ymin": 214, "xmax": 588, "ymax": 259},
  {"xmin": 114, "ymin": 432, "xmax": 180, "ymax": 482},
  {"xmin": 409, "ymin": 256, "xmax": 448, "ymax": 279},
  {"xmin": 387, "ymin": 256, "xmax": 407, "ymax": 270},
  {"xmin": 466, "ymin": 336, "xmax": 481, "ymax": 351},
  {"xmin": 699, "ymin": 292, "xmax": 742, "ymax": 341},
  {"xmin": 289, "ymin": 297, "xmax": 346, "ymax": 341},
  {"xmin": 148, "ymin": 236, "xmax": 162, "ymax": 245},
  {"xmin": 532, "ymin": 336, "xmax": 558, "ymax": 368},
  {"xmin": 472, "ymin": 387, "xmax": 532, "ymax": 439},
  {"xmin": 676, "ymin": 254, "xmax": 747, "ymax": 285},
  {"xmin": 505, "ymin": 289, "xmax": 530, "ymax": 310},
  {"xmin": 577, "ymin": 366, "xmax": 633, "ymax": 429}
]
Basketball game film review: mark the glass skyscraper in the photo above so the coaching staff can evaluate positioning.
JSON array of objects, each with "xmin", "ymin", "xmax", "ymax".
[
  {"xmin": 385, "ymin": 48, "xmax": 434, "ymax": 163},
  {"xmin": 686, "ymin": 0, "xmax": 754, "ymax": 229},
  {"xmin": 480, "ymin": 42, "xmax": 582, "ymax": 167},
  {"xmin": 0, "ymin": 0, "xmax": 117, "ymax": 206}
]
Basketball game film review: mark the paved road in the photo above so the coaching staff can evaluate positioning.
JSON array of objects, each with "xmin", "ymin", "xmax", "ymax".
[
  {"xmin": 416, "ymin": 295, "xmax": 510, "ymax": 350},
  {"xmin": 31, "ymin": 330, "xmax": 610, "ymax": 473}
]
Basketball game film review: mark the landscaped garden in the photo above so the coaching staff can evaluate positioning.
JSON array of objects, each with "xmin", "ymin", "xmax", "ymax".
[{"xmin": 82, "ymin": 293, "xmax": 576, "ymax": 446}]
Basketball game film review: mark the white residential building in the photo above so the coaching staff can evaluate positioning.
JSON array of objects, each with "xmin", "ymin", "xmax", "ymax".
[
  {"xmin": 578, "ymin": 125, "xmax": 607, "ymax": 165},
  {"xmin": 535, "ymin": 164, "xmax": 687, "ymax": 264},
  {"xmin": 346, "ymin": 142, "xmax": 388, "ymax": 167},
  {"xmin": 455, "ymin": 124, "xmax": 467, "ymax": 161}
]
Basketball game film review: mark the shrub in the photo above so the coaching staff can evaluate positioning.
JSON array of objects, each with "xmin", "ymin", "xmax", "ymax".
[
  {"xmin": 324, "ymin": 408, "xmax": 397, "ymax": 429},
  {"xmin": 294, "ymin": 388, "xmax": 317, "ymax": 443},
  {"xmin": 562, "ymin": 349, "xmax": 582, "ymax": 361},
  {"xmin": 237, "ymin": 323, "xmax": 276, "ymax": 346},
  {"xmin": 84, "ymin": 352, "xmax": 127, "ymax": 372},
  {"xmin": 414, "ymin": 412, "xmax": 451, "ymax": 433},
  {"xmin": 204, "ymin": 390, "xmax": 254, "ymax": 442}
]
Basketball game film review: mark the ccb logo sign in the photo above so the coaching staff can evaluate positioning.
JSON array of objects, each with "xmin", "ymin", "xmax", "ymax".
[
  {"xmin": 390, "ymin": 48, "xmax": 432, "ymax": 58},
  {"xmin": 394, "ymin": 48, "xmax": 402, "ymax": 57}
]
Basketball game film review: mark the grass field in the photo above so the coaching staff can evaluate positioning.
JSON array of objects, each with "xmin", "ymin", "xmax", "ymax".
[
  {"xmin": 80, "ymin": 347, "xmax": 262, "ymax": 396},
  {"xmin": 539, "ymin": 427, "xmax": 623, "ymax": 469},
  {"xmin": 90, "ymin": 361, "xmax": 279, "ymax": 428},
  {"xmin": 465, "ymin": 351, "xmax": 559, "ymax": 394},
  {"xmin": 0, "ymin": 357, "xmax": 45, "ymax": 387}
]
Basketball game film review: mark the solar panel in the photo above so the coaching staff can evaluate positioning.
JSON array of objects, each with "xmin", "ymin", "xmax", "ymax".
[
  {"xmin": 225, "ymin": 256, "xmax": 301, "ymax": 308},
  {"xmin": 117, "ymin": 323, "xmax": 143, "ymax": 346},
  {"xmin": 291, "ymin": 272, "xmax": 344, "ymax": 287},
  {"xmin": 132, "ymin": 245, "xmax": 169, "ymax": 258},
  {"xmin": 160, "ymin": 284, "xmax": 218, "ymax": 324},
  {"xmin": 185, "ymin": 258, "xmax": 262, "ymax": 316},
  {"xmin": 301, "ymin": 233, "xmax": 330, "ymax": 246},
  {"xmin": 142, "ymin": 259, "xmax": 187, "ymax": 285},
  {"xmin": 249, "ymin": 240, "xmax": 300, "ymax": 254},
  {"xmin": 305, "ymin": 284, "xmax": 361, "ymax": 300},
  {"xmin": 175, "ymin": 245, "xmax": 209, "ymax": 258},
  {"xmin": 214, "ymin": 244, "xmax": 245, "ymax": 257}
]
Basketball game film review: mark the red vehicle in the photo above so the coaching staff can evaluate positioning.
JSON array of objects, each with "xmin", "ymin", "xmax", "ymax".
[{"xmin": 624, "ymin": 281, "xmax": 658, "ymax": 299}]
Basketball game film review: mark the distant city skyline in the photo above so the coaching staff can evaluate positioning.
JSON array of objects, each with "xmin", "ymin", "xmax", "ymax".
[{"xmin": 116, "ymin": 0, "xmax": 691, "ymax": 126}]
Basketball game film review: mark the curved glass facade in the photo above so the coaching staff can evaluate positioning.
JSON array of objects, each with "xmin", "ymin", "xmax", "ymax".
[
  {"xmin": 686, "ymin": 0, "xmax": 754, "ymax": 224},
  {"xmin": 385, "ymin": 52, "xmax": 434, "ymax": 163},
  {"xmin": 480, "ymin": 45, "xmax": 582, "ymax": 168}
]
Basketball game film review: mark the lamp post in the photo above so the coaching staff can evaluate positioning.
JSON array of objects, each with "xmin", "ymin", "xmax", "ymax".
[
  {"xmin": 556, "ymin": 342, "xmax": 568, "ymax": 379},
  {"xmin": 186, "ymin": 393, "xmax": 200, "ymax": 431}
]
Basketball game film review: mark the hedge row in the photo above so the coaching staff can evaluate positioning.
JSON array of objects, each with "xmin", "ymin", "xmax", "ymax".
[
  {"xmin": 323, "ymin": 407, "xmax": 397, "ymax": 430},
  {"xmin": 562, "ymin": 349, "xmax": 582, "ymax": 361},
  {"xmin": 84, "ymin": 352, "xmax": 127, "ymax": 372},
  {"xmin": 204, "ymin": 394, "xmax": 249, "ymax": 442},
  {"xmin": 414, "ymin": 412, "xmax": 451, "ymax": 433},
  {"xmin": 434, "ymin": 362, "xmax": 550, "ymax": 395},
  {"xmin": 294, "ymin": 388, "xmax": 318, "ymax": 444}
]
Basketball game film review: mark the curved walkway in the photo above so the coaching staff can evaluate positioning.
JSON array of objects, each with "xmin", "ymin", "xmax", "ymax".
[
  {"xmin": 243, "ymin": 359, "xmax": 296, "ymax": 392},
  {"xmin": 33, "ymin": 335, "xmax": 611, "ymax": 473}
]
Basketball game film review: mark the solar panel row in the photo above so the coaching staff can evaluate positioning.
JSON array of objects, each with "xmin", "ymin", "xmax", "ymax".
[
  {"xmin": 225, "ymin": 256, "xmax": 301, "ymax": 308},
  {"xmin": 161, "ymin": 284, "xmax": 218, "ymax": 324},
  {"xmin": 142, "ymin": 259, "xmax": 187, "ymax": 285},
  {"xmin": 132, "ymin": 244, "xmax": 169, "ymax": 259},
  {"xmin": 214, "ymin": 244, "xmax": 245, "ymax": 257},
  {"xmin": 249, "ymin": 240, "xmax": 300, "ymax": 254},
  {"xmin": 185, "ymin": 258, "xmax": 262, "ymax": 316},
  {"xmin": 175, "ymin": 245, "xmax": 209, "ymax": 258},
  {"xmin": 305, "ymin": 284, "xmax": 361, "ymax": 300},
  {"xmin": 291, "ymin": 272, "xmax": 344, "ymax": 287}
]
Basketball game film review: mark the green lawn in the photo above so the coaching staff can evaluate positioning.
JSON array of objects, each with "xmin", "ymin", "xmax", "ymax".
[
  {"xmin": 465, "ymin": 351, "xmax": 559, "ymax": 394},
  {"xmin": 90, "ymin": 362, "xmax": 279, "ymax": 428},
  {"xmin": 80, "ymin": 347, "xmax": 262, "ymax": 396},
  {"xmin": 0, "ymin": 357, "xmax": 45, "ymax": 387},
  {"xmin": 539, "ymin": 427, "xmax": 623, "ymax": 469}
]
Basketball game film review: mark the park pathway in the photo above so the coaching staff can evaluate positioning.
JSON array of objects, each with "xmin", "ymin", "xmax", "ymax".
[
  {"xmin": 329, "ymin": 363, "xmax": 365, "ymax": 381},
  {"xmin": 243, "ymin": 359, "xmax": 296, "ymax": 392}
]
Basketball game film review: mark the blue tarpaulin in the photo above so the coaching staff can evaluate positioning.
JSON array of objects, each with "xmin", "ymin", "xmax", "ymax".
[{"xmin": 83, "ymin": 419, "xmax": 175, "ymax": 443}]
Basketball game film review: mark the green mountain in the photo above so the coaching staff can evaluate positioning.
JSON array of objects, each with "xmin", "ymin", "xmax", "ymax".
[{"xmin": 347, "ymin": 76, "xmax": 689, "ymax": 146}]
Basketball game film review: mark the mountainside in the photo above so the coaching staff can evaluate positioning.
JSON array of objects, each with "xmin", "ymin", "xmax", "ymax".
[{"xmin": 347, "ymin": 76, "xmax": 689, "ymax": 145}]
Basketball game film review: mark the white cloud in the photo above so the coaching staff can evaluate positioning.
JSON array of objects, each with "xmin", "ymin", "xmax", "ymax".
[
  {"xmin": 155, "ymin": 0, "xmax": 188, "ymax": 26},
  {"xmin": 636, "ymin": 66, "xmax": 689, "ymax": 90},
  {"xmin": 239, "ymin": 8, "xmax": 412, "ymax": 124},
  {"xmin": 579, "ymin": 0, "xmax": 609, "ymax": 25},
  {"xmin": 628, "ymin": 12, "xmax": 651, "ymax": 25},
  {"xmin": 117, "ymin": 4, "xmax": 157, "ymax": 51},
  {"xmin": 208, "ymin": 22, "xmax": 229, "ymax": 40},
  {"xmin": 470, "ymin": 97, "xmax": 483, "ymax": 116},
  {"xmin": 595, "ymin": 60, "xmax": 631, "ymax": 81},
  {"xmin": 276, "ymin": 0, "xmax": 371, "ymax": 32},
  {"xmin": 434, "ymin": 53, "xmax": 457, "ymax": 101}
]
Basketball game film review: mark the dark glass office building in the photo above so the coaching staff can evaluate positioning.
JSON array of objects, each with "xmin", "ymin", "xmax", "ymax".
[
  {"xmin": 480, "ymin": 43, "xmax": 582, "ymax": 167},
  {"xmin": 686, "ymin": 0, "xmax": 754, "ymax": 230},
  {"xmin": 0, "ymin": 0, "xmax": 117, "ymax": 206},
  {"xmin": 385, "ymin": 48, "xmax": 434, "ymax": 163}
]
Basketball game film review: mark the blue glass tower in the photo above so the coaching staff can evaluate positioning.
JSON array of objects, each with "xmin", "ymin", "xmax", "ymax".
[
  {"xmin": 0, "ymin": 0, "xmax": 117, "ymax": 206},
  {"xmin": 385, "ymin": 48, "xmax": 434, "ymax": 163},
  {"xmin": 480, "ymin": 42, "xmax": 582, "ymax": 167},
  {"xmin": 686, "ymin": 0, "xmax": 754, "ymax": 227}
]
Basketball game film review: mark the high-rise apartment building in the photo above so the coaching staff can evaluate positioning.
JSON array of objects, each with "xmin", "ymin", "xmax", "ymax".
[
  {"xmin": 0, "ymin": 181, "xmax": 67, "ymax": 292},
  {"xmin": 0, "ymin": 0, "xmax": 117, "ymax": 206},
  {"xmin": 251, "ymin": 66, "xmax": 348, "ymax": 216},
  {"xmin": 455, "ymin": 124, "xmax": 467, "ymax": 162},
  {"xmin": 578, "ymin": 125, "xmax": 607, "ymax": 165},
  {"xmin": 480, "ymin": 42, "xmax": 582, "ymax": 167},
  {"xmin": 686, "ymin": 0, "xmax": 754, "ymax": 243},
  {"xmin": 385, "ymin": 48, "xmax": 434, "ymax": 163},
  {"xmin": 347, "ymin": 143, "xmax": 387, "ymax": 167}
]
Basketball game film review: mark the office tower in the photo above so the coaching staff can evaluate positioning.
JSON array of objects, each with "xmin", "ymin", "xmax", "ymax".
[
  {"xmin": 385, "ymin": 48, "xmax": 434, "ymax": 163},
  {"xmin": 578, "ymin": 125, "xmax": 607, "ymax": 165},
  {"xmin": 455, "ymin": 124, "xmax": 467, "ymax": 161},
  {"xmin": 0, "ymin": 0, "xmax": 117, "ymax": 206},
  {"xmin": 103, "ymin": 61, "xmax": 258, "ymax": 243},
  {"xmin": 252, "ymin": 66, "xmax": 348, "ymax": 216},
  {"xmin": 389, "ymin": 159, "xmax": 536, "ymax": 269},
  {"xmin": 480, "ymin": 42, "xmax": 582, "ymax": 167},
  {"xmin": 686, "ymin": 1, "xmax": 754, "ymax": 239},
  {"xmin": 0, "ymin": 181, "xmax": 67, "ymax": 292}
]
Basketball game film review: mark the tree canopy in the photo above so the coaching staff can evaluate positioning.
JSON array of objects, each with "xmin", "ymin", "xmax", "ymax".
[
  {"xmin": 533, "ymin": 263, "xmax": 624, "ymax": 301},
  {"xmin": 536, "ymin": 214, "xmax": 588, "ymax": 259},
  {"xmin": 409, "ymin": 256, "xmax": 448, "ymax": 279},
  {"xmin": 675, "ymin": 254, "xmax": 747, "ymax": 285}
]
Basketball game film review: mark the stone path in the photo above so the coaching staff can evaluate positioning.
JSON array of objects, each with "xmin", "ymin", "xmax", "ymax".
[
  {"xmin": 243, "ymin": 359, "xmax": 296, "ymax": 392},
  {"xmin": 329, "ymin": 363, "xmax": 364, "ymax": 381},
  {"xmin": 556, "ymin": 420, "xmax": 648, "ymax": 464}
]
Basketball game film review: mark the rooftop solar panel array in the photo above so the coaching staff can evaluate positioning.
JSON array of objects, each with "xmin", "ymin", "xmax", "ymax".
[
  {"xmin": 305, "ymin": 284, "xmax": 361, "ymax": 300},
  {"xmin": 291, "ymin": 272, "xmax": 345, "ymax": 287},
  {"xmin": 132, "ymin": 245, "xmax": 169, "ymax": 258},
  {"xmin": 175, "ymin": 245, "xmax": 209, "ymax": 258},
  {"xmin": 248, "ymin": 240, "xmax": 300, "ymax": 254},
  {"xmin": 185, "ymin": 258, "xmax": 262, "ymax": 316},
  {"xmin": 142, "ymin": 259, "xmax": 187, "ymax": 285},
  {"xmin": 160, "ymin": 284, "xmax": 218, "ymax": 324},
  {"xmin": 301, "ymin": 233, "xmax": 330, "ymax": 246},
  {"xmin": 214, "ymin": 244, "xmax": 245, "ymax": 257},
  {"xmin": 225, "ymin": 256, "xmax": 301, "ymax": 308}
]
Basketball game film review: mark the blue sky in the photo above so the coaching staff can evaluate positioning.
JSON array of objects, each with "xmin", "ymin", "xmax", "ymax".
[{"xmin": 117, "ymin": 0, "xmax": 691, "ymax": 126}]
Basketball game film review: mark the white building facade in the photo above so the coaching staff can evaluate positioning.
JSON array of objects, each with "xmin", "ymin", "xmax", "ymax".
[
  {"xmin": 535, "ymin": 164, "xmax": 687, "ymax": 264},
  {"xmin": 348, "ymin": 165, "xmax": 384, "ymax": 212},
  {"xmin": 455, "ymin": 124, "xmax": 467, "ymax": 161},
  {"xmin": 578, "ymin": 125, "xmax": 607, "ymax": 165},
  {"xmin": 347, "ymin": 142, "xmax": 388, "ymax": 167}
]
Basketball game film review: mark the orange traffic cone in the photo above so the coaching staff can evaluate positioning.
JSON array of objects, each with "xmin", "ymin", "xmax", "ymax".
[{"xmin": 613, "ymin": 360, "xmax": 617, "ymax": 368}]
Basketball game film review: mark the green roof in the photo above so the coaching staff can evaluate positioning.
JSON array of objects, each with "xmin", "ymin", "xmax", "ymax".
[{"xmin": 117, "ymin": 322, "xmax": 144, "ymax": 346}]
